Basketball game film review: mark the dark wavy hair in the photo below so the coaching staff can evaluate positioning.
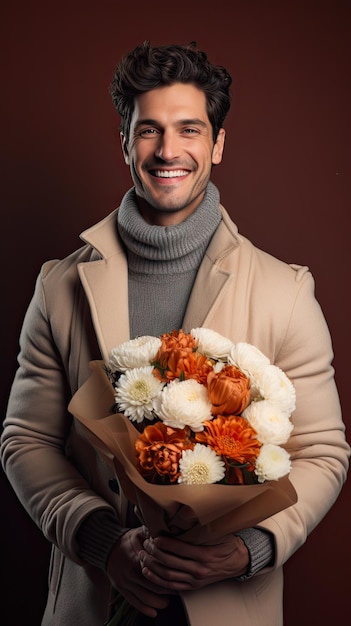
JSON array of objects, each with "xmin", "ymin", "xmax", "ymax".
[{"xmin": 110, "ymin": 41, "xmax": 232, "ymax": 142}]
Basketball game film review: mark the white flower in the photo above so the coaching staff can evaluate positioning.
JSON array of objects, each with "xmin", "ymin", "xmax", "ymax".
[
  {"xmin": 243, "ymin": 400, "xmax": 294, "ymax": 445},
  {"xmin": 178, "ymin": 444, "xmax": 225, "ymax": 484},
  {"xmin": 114, "ymin": 366, "xmax": 164, "ymax": 423},
  {"xmin": 230, "ymin": 342, "xmax": 270, "ymax": 370},
  {"xmin": 190, "ymin": 327, "xmax": 234, "ymax": 360},
  {"xmin": 253, "ymin": 365, "xmax": 296, "ymax": 416},
  {"xmin": 108, "ymin": 336, "xmax": 161, "ymax": 373},
  {"xmin": 154, "ymin": 379, "xmax": 212, "ymax": 431},
  {"xmin": 254, "ymin": 444, "xmax": 291, "ymax": 483},
  {"xmin": 229, "ymin": 342, "xmax": 270, "ymax": 398}
]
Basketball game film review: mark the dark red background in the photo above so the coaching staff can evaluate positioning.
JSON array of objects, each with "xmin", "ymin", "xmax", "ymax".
[{"xmin": 1, "ymin": 2, "xmax": 350, "ymax": 625}]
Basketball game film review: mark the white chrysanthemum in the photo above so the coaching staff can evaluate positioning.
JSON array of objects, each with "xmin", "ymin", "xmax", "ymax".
[
  {"xmin": 178, "ymin": 444, "xmax": 225, "ymax": 485},
  {"xmin": 229, "ymin": 342, "xmax": 270, "ymax": 370},
  {"xmin": 229, "ymin": 342, "xmax": 270, "ymax": 397},
  {"xmin": 252, "ymin": 365, "xmax": 296, "ymax": 416},
  {"xmin": 190, "ymin": 327, "xmax": 234, "ymax": 360},
  {"xmin": 254, "ymin": 444, "xmax": 291, "ymax": 483},
  {"xmin": 114, "ymin": 366, "xmax": 165, "ymax": 423},
  {"xmin": 243, "ymin": 400, "xmax": 294, "ymax": 445},
  {"xmin": 154, "ymin": 379, "xmax": 212, "ymax": 431},
  {"xmin": 108, "ymin": 336, "xmax": 162, "ymax": 372}
]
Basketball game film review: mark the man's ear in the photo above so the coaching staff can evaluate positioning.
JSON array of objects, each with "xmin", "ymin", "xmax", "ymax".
[
  {"xmin": 120, "ymin": 132, "xmax": 130, "ymax": 164},
  {"xmin": 212, "ymin": 128, "xmax": 225, "ymax": 165}
]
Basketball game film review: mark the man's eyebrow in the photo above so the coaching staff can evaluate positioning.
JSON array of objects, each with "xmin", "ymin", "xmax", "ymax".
[
  {"xmin": 176, "ymin": 118, "xmax": 208, "ymax": 128},
  {"xmin": 134, "ymin": 119, "xmax": 159, "ymax": 129}
]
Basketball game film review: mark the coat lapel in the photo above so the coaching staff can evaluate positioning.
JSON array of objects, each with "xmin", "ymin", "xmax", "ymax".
[
  {"xmin": 78, "ymin": 210, "xmax": 130, "ymax": 362},
  {"xmin": 182, "ymin": 252, "xmax": 232, "ymax": 330},
  {"xmin": 183, "ymin": 208, "xmax": 242, "ymax": 331}
]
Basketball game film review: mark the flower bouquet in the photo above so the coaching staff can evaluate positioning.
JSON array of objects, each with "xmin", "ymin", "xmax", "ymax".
[{"xmin": 68, "ymin": 328, "xmax": 298, "ymax": 623}]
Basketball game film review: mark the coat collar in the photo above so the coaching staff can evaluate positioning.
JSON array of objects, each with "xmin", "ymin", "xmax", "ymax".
[
  {"xmin": 183, "ymin": 206, "xmax": 243, "ymax": 330},
  {"xmin": 77, "ymin": 204, "xmax": 243, "ymax": 361},
  {"xmin": 78, "ymin": 209, "xmax": 130, "ymax": 362}
]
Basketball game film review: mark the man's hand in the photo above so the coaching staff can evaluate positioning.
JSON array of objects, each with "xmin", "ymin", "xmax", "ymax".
[
  {"xmin": 138, "ymin": 533, "xmax": 250, "ymax": 591},
  {"xmin": 106, "ymin": 526, "xmax": 171, "ymax": 617}
]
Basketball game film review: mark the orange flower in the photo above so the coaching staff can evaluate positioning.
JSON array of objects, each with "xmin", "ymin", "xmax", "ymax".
[
  {"xmin": 135, "ymin": 422, "xmax": 193, "ymax": 483},
  {"xmin": 195, "ymin": 415, "xmax": 261, "ymax": 484},
  {"xmin": 207, "ymin": 364, "xmax": 251, "ymax": 415},
  {"xmin": 153, "ymin": 329, "xmax": 212, "ymax": 384},
  {"xmin": 158, "ymin": 329, "xmax": 198, "ymax": 353}
]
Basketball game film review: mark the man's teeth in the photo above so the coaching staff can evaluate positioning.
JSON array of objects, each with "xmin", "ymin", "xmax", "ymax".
[{"xmin": 153, "ymin": 170, "xmax": 188, "ymax": 178}]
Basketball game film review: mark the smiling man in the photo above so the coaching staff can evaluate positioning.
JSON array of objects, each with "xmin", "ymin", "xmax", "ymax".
[
  {"xmin": 1, "ymin": 41, "xmax": 349, "ymax": 626},
  {"xmin": 121, "ymin": 82, "xmax": 225, "ymax": 225}
]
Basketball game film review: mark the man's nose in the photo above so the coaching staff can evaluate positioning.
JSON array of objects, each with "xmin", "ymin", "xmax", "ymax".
[{"xmin": 154, "ymin": 131, "xmax": 180, "ymax": 161}]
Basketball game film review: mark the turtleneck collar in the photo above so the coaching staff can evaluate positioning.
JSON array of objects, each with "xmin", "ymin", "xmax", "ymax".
[{"xmin": 117, "ymin": 181, "xmax": 222, "ymax": 275}]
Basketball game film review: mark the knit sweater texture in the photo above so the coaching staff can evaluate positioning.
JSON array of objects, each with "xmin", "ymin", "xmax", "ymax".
[{"xmin": 117, "ymin": 181, "xmax": 222, "ymax": 338}]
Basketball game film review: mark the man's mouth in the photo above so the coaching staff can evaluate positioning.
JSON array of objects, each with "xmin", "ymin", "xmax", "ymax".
[{"xmin": 150, "ymin": 169, "xmax": 189, "ymax": 178}]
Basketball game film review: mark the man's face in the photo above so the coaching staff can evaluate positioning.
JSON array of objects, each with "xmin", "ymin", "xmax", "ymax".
[{"xmin": 121, "ymin": 83, "xmax": 225, "ymax": 225}]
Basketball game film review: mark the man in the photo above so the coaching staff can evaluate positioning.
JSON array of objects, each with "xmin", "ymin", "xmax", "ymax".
[{"xmin": 1, "ymin": 41, "xmax": 349, "ymax": 626}]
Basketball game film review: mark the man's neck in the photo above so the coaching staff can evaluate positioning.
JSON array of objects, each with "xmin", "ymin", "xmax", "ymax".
[{"xmin": 135, "ymin": 193, "xmax": 206, "ymax": 226}]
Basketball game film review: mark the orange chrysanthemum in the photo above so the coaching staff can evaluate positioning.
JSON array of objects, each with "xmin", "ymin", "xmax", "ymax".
[
  {"xmin": 135, "ymin": 422, "xmax": 193, "ymax": 483},
  {"xmin": 153, "ymin": 329, "xmax": 212, "ymax": 384},
  {"xmin": 195, "ymin": 415, "xmax": 262, "ymax": 484},
  {"xmin": 159, "ymin": 329, "xmax": 198, "ymax": 353},
  {"xmin": 207, "ymin": 365, "xmax": 251, "ymax": 415}
]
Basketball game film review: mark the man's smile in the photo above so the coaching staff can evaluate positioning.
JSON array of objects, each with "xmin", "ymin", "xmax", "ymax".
[{"xmin": 149, "ymin": 169, "xmax": 190, "ymax": 179}]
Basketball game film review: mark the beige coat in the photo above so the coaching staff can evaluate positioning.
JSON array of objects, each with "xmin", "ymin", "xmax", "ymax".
[{"xmin": 1, "ymin": 204, "xmax": 349, "ymax": 626}]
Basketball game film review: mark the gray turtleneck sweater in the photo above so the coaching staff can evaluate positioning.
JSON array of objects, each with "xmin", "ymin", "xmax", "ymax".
[{"xmin": 117, "ymin": 181, "xmax": 222, "ymax": 338}]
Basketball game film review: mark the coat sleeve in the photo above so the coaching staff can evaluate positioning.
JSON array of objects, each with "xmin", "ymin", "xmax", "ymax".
[
  {"xmin": 0, "ymin": 261, "xmax": 118, "ymax": 564},
  {"xmin": 258, "ymin": 267, "xmax": 350, "ymax": 567}
]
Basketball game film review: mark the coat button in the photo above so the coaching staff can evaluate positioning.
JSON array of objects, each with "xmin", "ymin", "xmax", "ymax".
[{"xmin": 108, "ymin": 478, "xmax": 120, "ymax": 494}]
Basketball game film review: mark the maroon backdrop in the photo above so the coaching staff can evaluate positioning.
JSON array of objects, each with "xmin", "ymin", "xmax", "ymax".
[{"xmin": 1, "ymin": 2, "xmax": 350, "ymax": 625}]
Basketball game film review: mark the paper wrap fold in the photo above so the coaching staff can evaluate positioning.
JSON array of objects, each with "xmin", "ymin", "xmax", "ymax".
[{"xmin": 68, "ymin": 361, "xmax": 297, "ymax": 543}]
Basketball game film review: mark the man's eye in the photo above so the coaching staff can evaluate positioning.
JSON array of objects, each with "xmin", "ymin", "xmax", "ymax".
[
  {"xmin": 183, "ymin": 128, "xmax": 199, "ymax": 134},
  {"xmin": 140, "ymin": 128, "xmax": 158, "ymax": 136}
]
